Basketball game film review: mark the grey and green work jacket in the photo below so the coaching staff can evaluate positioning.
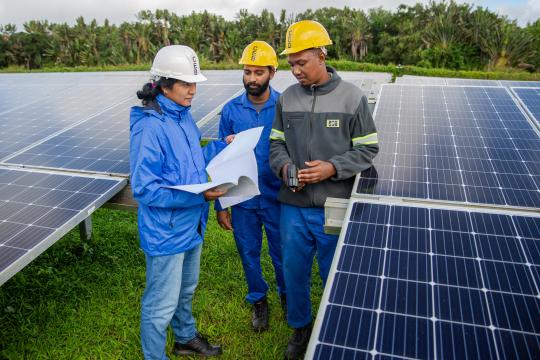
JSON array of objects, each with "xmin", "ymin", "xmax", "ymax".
[{"xmin": 269, "ymin": 66, "xmax": 379, "ymax": 208}]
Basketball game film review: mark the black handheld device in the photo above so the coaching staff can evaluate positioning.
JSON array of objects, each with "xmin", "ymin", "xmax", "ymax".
[{"xmin": 286, "ymin": 164, "xmax": 299, "ymax": 190}]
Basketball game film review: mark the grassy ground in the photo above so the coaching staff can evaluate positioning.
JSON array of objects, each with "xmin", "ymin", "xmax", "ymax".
[{"xmin": 0, "ymin": 207, "xmax": 323, "ymax": 359}]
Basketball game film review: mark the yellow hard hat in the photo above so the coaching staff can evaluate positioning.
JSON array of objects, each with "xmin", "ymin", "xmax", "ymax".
[
  {"xmin": 281, "ymin": 20, "xmax": 332, "ymax": 55},
  {"xmin": 239, "ymin": 41, "xmax": 278, "ymax": 69}
]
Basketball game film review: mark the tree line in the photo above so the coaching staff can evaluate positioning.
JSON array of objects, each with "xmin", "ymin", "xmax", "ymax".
[{"xmin": 1, "ymin": 1, "xmax": 539, "ymax": 72}]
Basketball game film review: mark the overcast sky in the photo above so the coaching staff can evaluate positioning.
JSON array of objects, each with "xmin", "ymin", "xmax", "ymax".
[{"xmin": 0, "ymin": 0, "xmax": 538, "ymax": 30}]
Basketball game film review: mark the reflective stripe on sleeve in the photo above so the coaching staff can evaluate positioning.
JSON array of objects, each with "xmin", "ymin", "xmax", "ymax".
[
  {"xmin": 270, "ymin": 128, "xmax": 285, "ymax": 141},
  {"xmin": 352, "ymin": 132, "xmax": 378, "ymax": 147}
]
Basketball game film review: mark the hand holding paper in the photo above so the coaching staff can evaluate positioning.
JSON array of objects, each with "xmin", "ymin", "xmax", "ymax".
[{"xmin": 166, "ymin": 127, "xmax": 263, "ymax": 208}]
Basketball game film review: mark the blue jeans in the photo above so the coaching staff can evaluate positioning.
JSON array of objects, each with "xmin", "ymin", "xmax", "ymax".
[
  {"xmin": 231, "ymin": 205, "xmax": 285, "ymax": 304},
  {"xmin": 140, "ymin": 244, "xmax": 202, "ymax": 360},
  {"xmin": 280, "ymin": 204, "xmax": 339, "ymax": 328}
]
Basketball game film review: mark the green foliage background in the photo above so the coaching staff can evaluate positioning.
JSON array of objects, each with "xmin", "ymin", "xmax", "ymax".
[{"xmin": 1, "ymin": 1, "xmax": 539, "ymax": 72}]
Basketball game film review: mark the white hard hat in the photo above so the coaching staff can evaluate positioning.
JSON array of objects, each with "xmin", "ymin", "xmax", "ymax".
[{"xmin": 150, "ymin": 45, "xmax": 207, "ymax": 83}]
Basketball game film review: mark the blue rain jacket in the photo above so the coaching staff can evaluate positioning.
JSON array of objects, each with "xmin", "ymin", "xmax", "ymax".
[
  {"xmin": 130, "ymin": 94, "xmax": 225, "ymax": 256},
  {"xmin": 215, "ymin": 87, "xmax": 281, "ymax": 211}
]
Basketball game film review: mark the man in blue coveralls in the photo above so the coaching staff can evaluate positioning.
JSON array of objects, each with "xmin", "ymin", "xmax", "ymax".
[{"xmin": 215, "ymin": 40, "xmax": 286, "ymax": 332}]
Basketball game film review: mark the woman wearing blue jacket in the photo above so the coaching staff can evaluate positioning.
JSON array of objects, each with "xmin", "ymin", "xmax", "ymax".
[{"xmin": 130, "ymin": 45, "xmax": 225, "ymax": 360}]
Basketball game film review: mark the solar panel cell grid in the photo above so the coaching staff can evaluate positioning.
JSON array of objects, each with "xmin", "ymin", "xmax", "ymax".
[
  {"xmin": 4, "ymin": 99, "xmax": 134, "ymax": 175},
  {"xmin": 500, "ymin": 81, "xmax": 540, "ymax": 88},
  {"xmin": 307, "ymin": 201, "xmax": 540, "ymax": 359},
  {"xmin": 356, "ymin": 85, "xmax": 540, "ymax": 209},
  {"xmin": 3, "ymin": 81, "xmax": 243, "ymax": 173},
  {"xmin": 512, "ymin": 87, "xmax": 540, "ymax": 128},
  {"xmin": 0, "ymin": 84, "xmax": 135, "ymax": 161},
  {"xmin": 0, "ymin": 167, "xmax": 125, "ymax": 285},
  {"xmin": 396, "ymin": 76, "xmax": 540, "ymax": 89}
]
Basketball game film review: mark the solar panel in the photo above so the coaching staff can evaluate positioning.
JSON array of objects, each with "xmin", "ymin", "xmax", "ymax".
[
  {"xmin": 202, "ymin": 70, "xmax": 243, "ymax": 84},
  {"xmin": 271, "ymin": 71, "xmax": 298, "ymax": 93},
  {"xmin": 2, "ymin": 79, "xmax": 242, "ymax": 175},
  {"xmin": 0, "ymin": 83, "xmax": 135, "ymax": 161},
  {"xmin": 445, "ymin": 78, "xmax": 500, "ymax": 86},
  {"xmin": 0, "ymin": 71, "xmax": 147, "ymax": 85},
  {"xmin": 395, "ymin": 76, "xmax": 447, "ymax": 85},
  {"xmin": 198, "ymin": 113, "xmax": 223, "ymax": 140},
  {"xmin": 354, "ymin": 84, "xmax": 540, "ymax": 209},
  {"xmin": 3, "ymin": 99, "xmax": 135, "ymax": 175},
  {"xmin": 396, "ymin": 77, "xmax": 540, "ymax": 89},
  {"xmin": 500, "ymin": 80, "xmax": 540, "ymax": 88},
  {"xmin": 0, "ymin": 84, "xmax": 73, "ymax": 114},
  {"xmin": 0, "ymin": 166, "xmax": 126, "ymax": 285},
  {"xmin": 396, "ymin": 76, "xmax": 502, "ymax": 86},
  {"xmin": 345, "ymin": 72, "xmax": 392, "ymax": 104},
  {"xmin": 511, "ymin": 87, "xmax": 540, "ymax": 129},
  {"xmin": 306, "ymin": 199, "xmax": 540, "ymax": 359}
]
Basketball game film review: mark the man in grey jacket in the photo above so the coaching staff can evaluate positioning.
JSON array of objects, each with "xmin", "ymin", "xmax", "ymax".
[{"xmin": 269, "ymin": 20, "xmax": 379, "ymax": 359}]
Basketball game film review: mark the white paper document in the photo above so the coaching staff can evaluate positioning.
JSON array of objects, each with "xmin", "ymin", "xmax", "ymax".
[{"xmin": 166, "ymin": 126, "xmax": 263, "ymax": 208}]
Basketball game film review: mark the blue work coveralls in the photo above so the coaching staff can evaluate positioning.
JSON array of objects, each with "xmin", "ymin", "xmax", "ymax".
[
  {"xmin": 130, "ymin": 94, "xmax": 225, "ymax": 360},
  {"xmin": 216, "ymin": 87, "xmax": 285, "ymax": 304}
]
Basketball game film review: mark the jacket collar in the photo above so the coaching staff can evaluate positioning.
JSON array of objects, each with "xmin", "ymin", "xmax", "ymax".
[
  {"xmin": 300, "ymin": 66, "xmax": 341, "ymax": 95},
  {"xmin": 155, "ymin": 94, "xmax": 190, "ymax": 121},
  {"xmin": 240, "ymin": 86, "xmax": 279, "ymax": 111},
  {"xmin": 142, "ymin": 99, "xmax": 162, "ymax": 115}
]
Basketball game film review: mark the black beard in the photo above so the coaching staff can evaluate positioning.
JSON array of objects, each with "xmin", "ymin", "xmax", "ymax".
[{"xmin": 243, "ymin": 78, "xmax": 270, "ymax": 97}]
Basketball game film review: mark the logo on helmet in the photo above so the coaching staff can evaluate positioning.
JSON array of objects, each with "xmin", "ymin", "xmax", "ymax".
[
  {"xmin": 287, "ymin": 29, "xmax": 292, "ymax": 49},
  {"xmin": 192, "ymin": 55, "xmax": 199, "ymax": 75},
  {"xmin": 251, "ymin": 46, "xmax": 258, "ymax": 61}
]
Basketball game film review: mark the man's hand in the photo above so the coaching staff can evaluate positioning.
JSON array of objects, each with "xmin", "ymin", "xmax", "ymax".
[
  {"xmin": 298, "ymin": 160, "xmax": 336, "ymax": 184},
  {"xmin": 203, "ymin": 188, "xmax": 226, "ymax": 201},
  {"xmin": 216, "ymin": 210, "xmax": 233, "ymax": 230}
]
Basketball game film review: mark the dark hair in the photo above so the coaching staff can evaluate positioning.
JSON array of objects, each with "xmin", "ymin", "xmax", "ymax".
[{"xmin": 136, "ymin": 77, "xmax": 179, "ymax": 105}]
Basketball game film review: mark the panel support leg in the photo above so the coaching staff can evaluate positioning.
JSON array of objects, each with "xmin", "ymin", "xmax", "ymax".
[{"xmin": 79, "ymin": 216, "xmax": 93, "ymax": 242}]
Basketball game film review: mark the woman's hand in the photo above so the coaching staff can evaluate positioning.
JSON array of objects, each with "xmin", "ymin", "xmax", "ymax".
[
  {"xmin": 203, "ymin": 187, "xmax": 227, "ymax": 201},
  {"xmin": 225, "ymin": 135, "xmax": 235, "ymax": 144}
]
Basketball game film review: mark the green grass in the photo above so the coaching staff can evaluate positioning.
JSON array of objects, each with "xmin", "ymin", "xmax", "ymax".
[{"xmin": 0, "ymin": 207, "xmax": 323, "ymax": 359}]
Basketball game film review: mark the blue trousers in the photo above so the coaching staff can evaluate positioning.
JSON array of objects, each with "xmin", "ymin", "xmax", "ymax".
[
  {"xmin": 140, "ymin": 244, "xmax": 201, "ymax": 360},
  {"xmin": 280, "ymin": 204, "xmax": 339, "ymax": 328},
  {"xmin": 231, "ymin": 205, "xmax": 285, "ymax": 304}
]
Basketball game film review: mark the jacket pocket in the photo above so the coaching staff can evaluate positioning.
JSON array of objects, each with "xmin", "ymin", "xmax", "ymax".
[{"xmin": 284, "ymin": 113, "xmax": 304, "ymax": 129}]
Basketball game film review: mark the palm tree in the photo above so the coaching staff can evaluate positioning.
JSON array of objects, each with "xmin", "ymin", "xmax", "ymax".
[
  {"xmin": 348, "ymin": 9, "xmax": 371, "ymax": 61},
  {"xmin": 473, "ymin": 11, "xmax": 534, "ymax": 69}
]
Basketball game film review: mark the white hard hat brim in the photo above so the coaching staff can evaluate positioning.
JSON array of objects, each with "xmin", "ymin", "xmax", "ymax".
[
  {"xmin": 151, "ymin": 70, "xmax": 207, "ymax": 83},
  {"xmin": 177, "ymin": 73, "xmax": 207, "ymax": 83}
]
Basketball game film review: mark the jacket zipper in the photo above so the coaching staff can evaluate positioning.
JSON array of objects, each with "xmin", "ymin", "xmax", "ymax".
[
  {"xmin": 255, "ymin": 110, "xmax": 262, "ymax": 209},
  {"xmin": 309, "ymin": 86, "xmax": 316, "ymax": 162},
  {"xmin": 176, "ymin": 119, "xmax": 203, "ymax": 179},
  {"xmin": 309, "ymin": 86, "xmax": 317, "ymax": 205},
  {"xmin": 169, "ymin": 209, "xmax": 175, "ymax": 228}
]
